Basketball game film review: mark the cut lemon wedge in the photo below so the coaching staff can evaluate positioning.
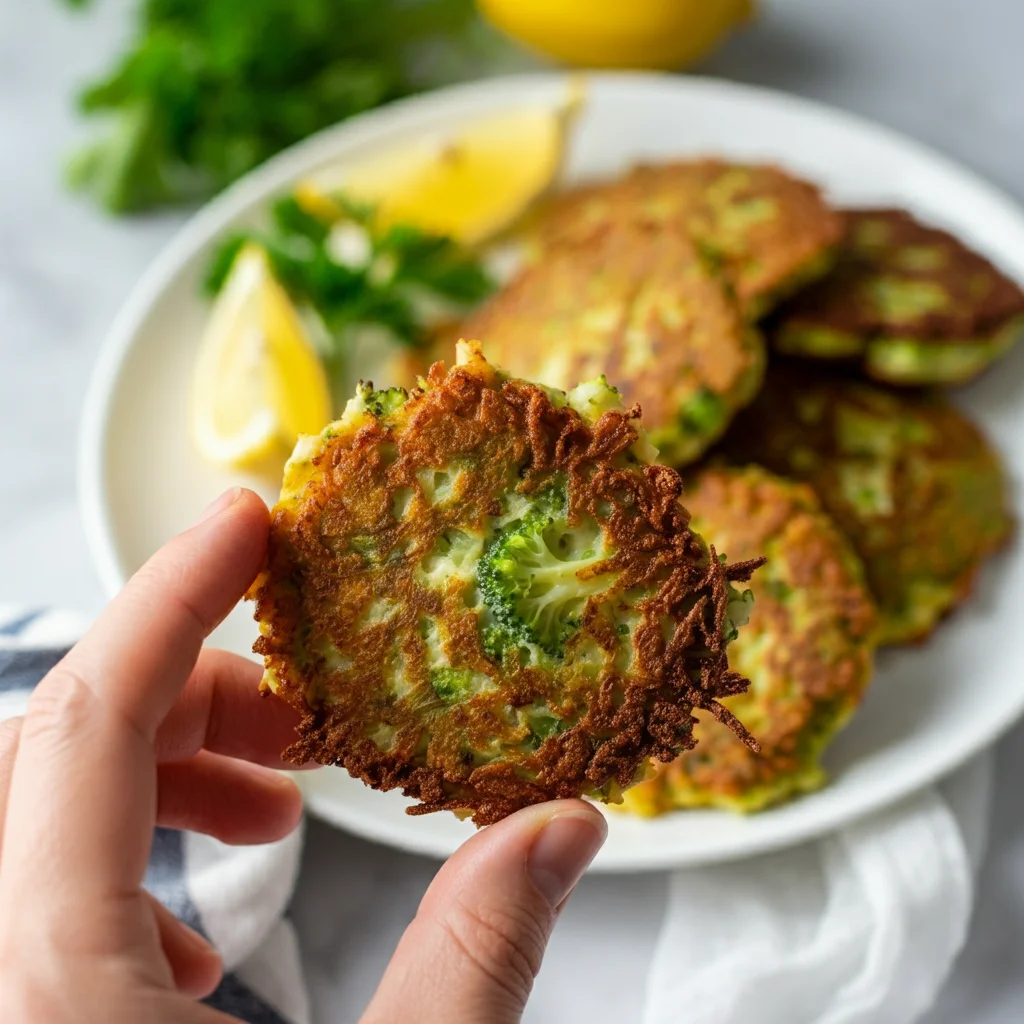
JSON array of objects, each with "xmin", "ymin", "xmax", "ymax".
[
  {"xmin": 191, "ymin": 244, "xmax": 332, "ymax": 468},
  {"xmin": 297, "ymin": 103, "xmax": 573, "ymax": 246}
]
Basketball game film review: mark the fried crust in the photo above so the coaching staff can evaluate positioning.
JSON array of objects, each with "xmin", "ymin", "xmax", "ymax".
[
  {"xmin": 626, "ymin": 467, "xmax": 877, "ymax": 813},
  {"xmin": 719, "ymin": 363, "xmax": 1013, "ymax": 644},
  {"xmin": 532, "ymin": 160, "xmax": 843, "ymax": 317},
  {"xmin": 459, "ymin": 218, "xmax": 764, "ymax": 466},
  {"xmin": 250, "ymin": 348, "xmax": 762, "ymax": 824}
]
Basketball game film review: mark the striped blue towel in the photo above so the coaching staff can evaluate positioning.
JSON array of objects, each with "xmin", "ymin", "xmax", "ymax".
[{"xmin": 0, "ymin": 608, "xmax": 309, "ymax": 1024}]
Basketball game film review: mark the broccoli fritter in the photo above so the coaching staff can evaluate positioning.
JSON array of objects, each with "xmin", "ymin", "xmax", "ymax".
[
  {"xmin": 771, "ymin": 209, "xmax": 1024, "ymax": 385},
  {"xmin": 720, "ymin": 364, "xmax": 1013, "ymax": 644},
  {"xmin": 459, "ymin": 218, "xmax": 765, "ymax": 467},
  {"xmin": 622, "ymin": 467, "xmax": 877, "ymax": 815},
  {"xmin": 249, "ymin": 342, "xmax": 763, "ymax": 825},
  {"xmin": 532, "ymin": 160, "xmax": 843, "ymax": 319}
]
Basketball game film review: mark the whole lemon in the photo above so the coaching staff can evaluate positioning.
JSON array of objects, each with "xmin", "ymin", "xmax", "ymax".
[{"xmin": 476, "ymin": 0, "xmax": 755, "ymax": 70}]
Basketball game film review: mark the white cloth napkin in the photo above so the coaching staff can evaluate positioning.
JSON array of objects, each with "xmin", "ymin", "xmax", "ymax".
[
  {"xmin": 162, "ymin": 829, "xmax": 309, "ymax": 1024},
  {"xmin": 644, "ymin": 756, "xmax": 991, "ymax": 1024},
  {"xmin": 1, "ymin": 607, "xmax": 990, "ymax": 1024}
]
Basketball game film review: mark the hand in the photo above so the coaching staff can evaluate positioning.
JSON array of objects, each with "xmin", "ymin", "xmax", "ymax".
[{"xmin": 0, "ymin": 488, "xmax": 608, "ymax": 1023}]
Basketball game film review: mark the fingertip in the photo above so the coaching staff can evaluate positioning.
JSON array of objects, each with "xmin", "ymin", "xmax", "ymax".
[
  {"xmin": 157, "ymin": 754, "xmax": 304, "ymax": 845},
  {"xmin": 175, "ymin": 942, "xmax": 224, "ymax": 1000},
  {"xmin": 191, "ymin": 487, "xmax": 268, "ymax": 533},
  {"xmin": 525, "ymin": 802, "xmax": 607, "ymax": 908},
  {"xmin": 474, "ymin": 798, "xmax": 608, "ymax": 847},
  {"xmin": 221, "ymin": 487, "xmax": 270, "ymax": 534},
  {"xmin": 419, "ymin": 799, "xmax": 607, "ymax": 920},
  {"xmin": 186, "ymin": 487, "xmax": 269, "ymax": 577},
  {"xmin": 556, "ymin": 798, "xmax": 609, "ymax": 841},
  {"xmin": 266, "ymin": 769, "xmax": 305, "ymax": 835},
  {"xmin": 158, "ymin": 486, "xmax": 270, "ymax": 636},
  {"xmin": 149, "ymin": 894, "xmax": 224, "ymax": 998},
  {"xmin": 512, "ymin": 797, "xmax": 608, "ymax": 831},
  {"xmin": 365, "ymin": 799, "xmax": 606, "ymax": 1024},
  {"xmin": 470, "ymin": 800, "xmax": 606, "ymax": 909},
  {"xmin": 157, "ymin": 649, "xmax": 306, "ymax": 769}
]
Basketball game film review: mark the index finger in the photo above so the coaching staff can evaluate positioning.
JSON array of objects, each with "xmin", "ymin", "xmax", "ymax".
[{"xmin": 0, "ymin": 488, "xmax": 269, "ymax": 912}]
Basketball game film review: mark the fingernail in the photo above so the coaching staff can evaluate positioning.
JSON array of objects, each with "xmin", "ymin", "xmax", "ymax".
[
  {"xmin": 527, "ymin": 808, "xmax": 608, "ymax": 908},
  {"xmin": 193, "ymin": 488, "xmax": 242, "ymax": 527}
]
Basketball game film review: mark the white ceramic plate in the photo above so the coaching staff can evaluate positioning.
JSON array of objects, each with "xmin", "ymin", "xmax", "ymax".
[{"xmin": 80, "ymin": 73, "xmax": 1024, "ymax": 872}]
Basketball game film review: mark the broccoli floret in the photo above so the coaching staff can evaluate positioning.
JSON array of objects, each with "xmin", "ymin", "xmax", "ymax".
[
  {"xmin": 478, "ymin": 482, "xmax": 617, "ymax": 662},
  {"xmin": 429, "ymin": 667, "xmax": 475, "ymax": 704},
  {"xmin": 339, "ymin": 382, "xmax": 409, "ymax": 428},
  {"xmin": 523, "ymin": 705, "xmax": 566, "ymax": 749},
  {"xmin": 364, "ymin": 386, "xmax": 407, "ymax": 419},
  {"xmin": 679, "ymin": 387, "xmax": 727, "ymax": 437}
]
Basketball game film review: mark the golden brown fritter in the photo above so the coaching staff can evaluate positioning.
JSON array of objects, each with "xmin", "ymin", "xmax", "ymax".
[
  {"xmin": 771, "ymin": 209, "xmax": 1024, "ymax": 385},
  {"xmin": 249, "ymin": 343, "xmax": 762, "ymax": 825},
  {"xmin": 532, "ymin": 160, "xmax": 843, "ymax": 318},
  {"xmin": 719, "ymin": 363, "xmax": 1013, "ymax": 644},
  {"xmin": 459, "ymin": 218, "xmax": 765, "ymax": 467},
  {"xmin": 622, "ymin": 466, "xmax": 877, "ymax": 814}
]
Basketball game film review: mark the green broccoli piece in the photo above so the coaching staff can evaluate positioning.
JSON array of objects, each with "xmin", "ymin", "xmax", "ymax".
[
  {"xmin": 364, "ymin": 386, "xmax": 407, "ymax": 419},
  {"xmin": 429, "ymin": 667, "xmax": 475, "ymax": 704},
  {"xmin": 347, "ymin": 382, "xmax": 408, "ymax": 422},
  {"xmin": 679, "ymin": 387, "xmax": 727, "ymax": 438},
  {"xmin": 478, "ymin": 482, "xmax": 616, "ymax": 662},
  {"xmin": 523, "ymin": 706, "xmax": 566, "ymax": 749}
]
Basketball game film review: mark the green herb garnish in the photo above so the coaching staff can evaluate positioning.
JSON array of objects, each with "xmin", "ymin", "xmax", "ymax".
[
  {"xmin": 205, "ymin": 192, "xmax": 494, "ymax": 395},
  {"xmin": 60, "ymin": 0, "xmax": 477, "ymax": 212}
]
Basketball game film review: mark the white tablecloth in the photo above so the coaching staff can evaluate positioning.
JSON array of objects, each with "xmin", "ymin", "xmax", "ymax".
[{"xmin": 4, "ymin": 1, "xmax": 1024, "ymax": 1020}]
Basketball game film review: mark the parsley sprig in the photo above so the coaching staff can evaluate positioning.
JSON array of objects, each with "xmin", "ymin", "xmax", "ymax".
[
  {"xmin": 60, "ymin": 0, "xmax": 477, "ymax": 212},
  {"xmin": 205, "ymin": 193, "xmax": 494, "ymax": 388}
]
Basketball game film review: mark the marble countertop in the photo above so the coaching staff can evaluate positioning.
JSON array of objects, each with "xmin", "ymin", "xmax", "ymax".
[{"xmin": 4, "ymin": 0, "xmax": 1024, "ymax": 1020}]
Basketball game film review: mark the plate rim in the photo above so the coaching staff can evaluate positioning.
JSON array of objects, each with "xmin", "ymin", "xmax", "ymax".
[{"xmin": 79, "ymin": 70, "xmax": 1024, "ymax": 871}]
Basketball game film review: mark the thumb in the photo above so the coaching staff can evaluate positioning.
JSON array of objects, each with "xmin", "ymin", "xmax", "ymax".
[{"xmin": 362, "ymin": 800, "xmax": 607, "ymax": 1024}]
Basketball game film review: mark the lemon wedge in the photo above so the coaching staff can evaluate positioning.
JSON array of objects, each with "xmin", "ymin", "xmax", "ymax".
[
  {"xmin": 297, "ymin": 105, "xmax": 570, "ymax": 246},
  {"xmin": 191, "ymin": 244, "xmax": 332, "ymax": 468}
]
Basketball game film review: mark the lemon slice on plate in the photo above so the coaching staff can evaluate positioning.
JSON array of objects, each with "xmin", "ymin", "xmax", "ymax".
[
  {"xmin": 296, "ymin": 104, "xmax": 572, "ymax": 245},
  {"xmin": 191, "ymin": 244, "xmax": 331, "ymax": 468}
]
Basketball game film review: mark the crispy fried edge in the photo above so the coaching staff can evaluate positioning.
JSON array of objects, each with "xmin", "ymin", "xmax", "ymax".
[{"xmin": 250, "ymin": 349, "xmax": 764, "ymax": 825}]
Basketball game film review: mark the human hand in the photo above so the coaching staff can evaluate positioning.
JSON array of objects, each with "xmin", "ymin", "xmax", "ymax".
[{"xmin": 0, "ymin": 488, "xmax": 608, "ymax": 1023}]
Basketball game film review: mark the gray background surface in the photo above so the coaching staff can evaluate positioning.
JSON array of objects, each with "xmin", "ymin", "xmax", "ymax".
[{"xmin": 3, "ymin": 0, "xmax": 1023, "ymax": 1020}]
